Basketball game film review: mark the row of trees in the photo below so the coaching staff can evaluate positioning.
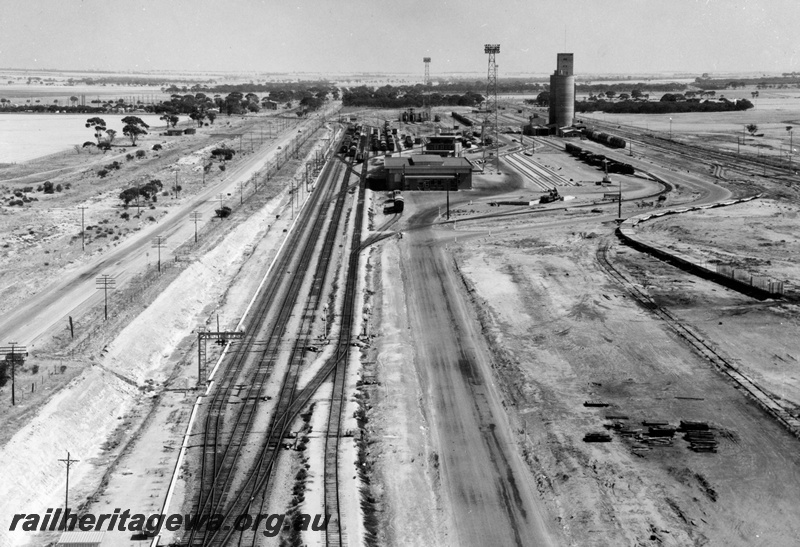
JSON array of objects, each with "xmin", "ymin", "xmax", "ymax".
[
  {"xmin": 575, "ymin": 97, "xmax": 754, "ymax": 114},
  {"xmin": 342, "ymin": 85, "xmax": 484, "ymax": 108}
]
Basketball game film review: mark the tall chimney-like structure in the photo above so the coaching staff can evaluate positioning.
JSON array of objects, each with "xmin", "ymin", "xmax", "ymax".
[{"xmin": 549, "ymin": 53, "xmax": 575, "ymax": 129}]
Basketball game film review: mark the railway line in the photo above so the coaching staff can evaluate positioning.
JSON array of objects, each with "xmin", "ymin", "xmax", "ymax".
[
  {"xmin": 595, "ymin": 239, "xmax": 800, "ymax": 440},
  {"xmin": 584, "ymin": 117, "xmax": 797, "ymax": 182},
  {"xmin": 180, "ymin": 123, "xmax": 370, "ymax": 547},
  {"xmin": 183, "ymin": 130, "xmax": 355, "ymax": 546}
]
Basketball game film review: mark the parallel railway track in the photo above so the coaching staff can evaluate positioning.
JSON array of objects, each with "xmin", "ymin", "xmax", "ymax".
[
  {"xmin": 186, "ymin": 134, "xmax": 353, "ymax": 546},
  {"xmin": 596, "ymin": 239, "xmax": 800, "ymax": 439},
  {"xmin": 184, "ymin": 124, "xmax": 370, "ymax": 547}
]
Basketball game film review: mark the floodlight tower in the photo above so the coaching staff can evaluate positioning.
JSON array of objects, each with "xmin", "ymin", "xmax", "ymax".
[
  {"xmin": 483, "ymin": 44, "xmax": 500, "ymax": 173},
  {"xmin": 423, "ymin": 57, "xmax": 432, "ymax": 121}
]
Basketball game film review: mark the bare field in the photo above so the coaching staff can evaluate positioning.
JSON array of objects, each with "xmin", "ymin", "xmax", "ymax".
[{"xmin": 450, "ymin": 225, "xmax": 800, "ymax": 546}]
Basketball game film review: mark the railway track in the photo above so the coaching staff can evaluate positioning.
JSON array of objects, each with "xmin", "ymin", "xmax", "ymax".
[
  {"xmin": 584, "ymin": 118, "xmax": 797, "ymax": 182},
  {"xmin": 596, "ymin": 239, "xmax": 800, "ymax": 439},
  {"xmin": 183, "ymin": 123, "xmax": 370, "ymax": 546},
  {"xmin": 322, "ymin": 133, "xmax": 369, "ymax": 547},
  {"xmin": 185, "ymin": 134, "xmax": 353, "ymax": 546}
]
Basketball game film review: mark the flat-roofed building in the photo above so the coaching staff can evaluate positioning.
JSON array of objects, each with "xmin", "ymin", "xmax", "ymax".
[
  {"xmin": 424, "ymin": 135, "xmax": 462, "ymax": 157},
  {"xmin": 383, "ymin": 154, "xmax": 473, "ymax": 191}
]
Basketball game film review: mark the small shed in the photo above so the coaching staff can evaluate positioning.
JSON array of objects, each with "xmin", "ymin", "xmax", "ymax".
[
  {"xmin": 165, "ymin": 128, "xmax": 184, "ymax": 136},
  {"xmin": 57, "ymin": 531, "xmax": 105, "ymax": 547}
]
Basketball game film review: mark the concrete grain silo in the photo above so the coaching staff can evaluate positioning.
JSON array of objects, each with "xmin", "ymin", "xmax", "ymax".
[{"xmin": 549, "ymin": 53, "xmax": 575, "ymax": 130}]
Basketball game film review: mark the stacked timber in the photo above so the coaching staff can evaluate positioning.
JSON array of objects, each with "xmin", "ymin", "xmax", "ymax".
[
  {"xmin": 678, "ymin": 421, "xmax": 718, "ymax": 452},
  {"xmin": 583, "ymin": 432, "xmax": 612, "ymax": 443}
]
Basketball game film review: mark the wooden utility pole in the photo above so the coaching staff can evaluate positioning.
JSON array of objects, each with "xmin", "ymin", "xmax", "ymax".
[
  {"xmin": 58, "ymin": 452, "xmax": 79, "ymax": 515},
  {"xmin": 152, "ymin": 236, "xmax": 167, "ymax": 273},
  {"xmin": 190, "ymin": 212, "xmax": 202, "ymax": 243},
  {"xmin": 95, "ymin": 275, "xmax": 115, "ymax": 321},
  {"xmin": 77, "ymin": 206, "xmax": 88, "ymax": 251},
  {"xmin": 1, "ymin": 343, "xmax": 27, "ymax": 406}
]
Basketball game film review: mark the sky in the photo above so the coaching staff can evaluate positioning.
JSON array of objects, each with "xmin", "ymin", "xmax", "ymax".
[{"xmin": 1, "ymin": 0, "xmax": 799, "ymax": 77}]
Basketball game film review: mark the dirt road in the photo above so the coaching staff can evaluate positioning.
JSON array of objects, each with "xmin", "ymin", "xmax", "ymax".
[{"xmin": 399, "ymin": 208, "xmax": 556, "ymax": 547}]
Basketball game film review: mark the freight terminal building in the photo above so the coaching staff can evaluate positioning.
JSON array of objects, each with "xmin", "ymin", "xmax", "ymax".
[{"xmin": 383, "ymin": 155, "xmax": 473, "ymax": 191}]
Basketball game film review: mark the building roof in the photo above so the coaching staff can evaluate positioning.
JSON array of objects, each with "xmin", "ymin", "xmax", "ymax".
[
  {"xmin": 57, "ymin": 531, "xmax": 105, "ymax": 545},
  {"xmin": 384, "ymin": 155, "xmax": 471, "ymax": 170}
]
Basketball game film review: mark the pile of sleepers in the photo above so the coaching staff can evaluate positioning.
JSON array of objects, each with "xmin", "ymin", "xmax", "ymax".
[{"xmin": 678, "ymin": 420, "xmax": 718, "ymax": 452}]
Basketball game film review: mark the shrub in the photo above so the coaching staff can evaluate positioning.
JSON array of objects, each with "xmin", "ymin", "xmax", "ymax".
[
  {"xmin": 98, "ymin": 169, "xmax": 109, "ymax": 178},
  {"xmin": 36, "ymin": 185, "xmax": 43, "ymax": 192},
  {"xmin": 64, "ymin": 183, "xmax": 71, "ymax": 190},
  {"xmin": 135, "ymin": 150, "xmax": 146, "ymax": 158},
  {"xmin": 55, "ymin": 184, "xmax": 62, "ymax": 192},
  {"xmin": 120, "ymin": 212, "xmax": 130, "ymax": 220},
  {"xmin": 215, "ymin": 206, "xmax": 232, "ymax": 219},
  {"xmin": 126, "ymin": 153, "xmax": 134, "ymax": 161},
  {"xmin": 147, "ymin": 215, "xmax": 155, "ymax": 222},
  {"xmin": 152, "ymin": 144, "xmax": 162, "ymax": 151},
  {"xmin": 43, "ymin": 181, "xmax": 54, "ymax": 194}
]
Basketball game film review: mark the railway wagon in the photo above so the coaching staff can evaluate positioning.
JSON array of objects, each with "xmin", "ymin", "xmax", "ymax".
[
  {"xmin": 582, "ymin": 127, "xmax": 627, "ymax": 149},
  {"xmin": 451, "ymin": 111, "xmax": 474, "ymax": 127}
]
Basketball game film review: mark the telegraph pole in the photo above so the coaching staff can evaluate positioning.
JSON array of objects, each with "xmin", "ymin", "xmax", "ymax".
[
  {"xmin": 1, "ymin": 343, "xmax": 26, "ymax": 406},
  {"xmin": 58, "ymin": 452, "xmax": 79, "ymax": 516},
  {"xmin": 152, "ymin": 236, "xmax": 167, "ymax": 273},
  {"xmin": 95, "ymin": 275, "xmax": 115, "ymax": 321},
  {"xmin": 190, "ymin": 211, "xmax": 202, "ymax": 243},
  {"xmin": 77, "ymin": 206, "xmax": 87, "ymax": 251}
]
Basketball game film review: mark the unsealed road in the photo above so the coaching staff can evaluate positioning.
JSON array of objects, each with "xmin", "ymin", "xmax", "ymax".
[{"xmin": 401, "ymin": 221, "xmax": 555, "ymax": 547}]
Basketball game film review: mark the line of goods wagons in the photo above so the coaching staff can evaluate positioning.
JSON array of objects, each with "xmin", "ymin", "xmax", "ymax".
[{"xmin": 566, "ymin": 132, "xmax": 634, "ymax": 175}]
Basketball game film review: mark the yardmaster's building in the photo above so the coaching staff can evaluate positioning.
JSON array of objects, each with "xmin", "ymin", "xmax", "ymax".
[{"xmin": 383, "ymin": 155, "xmax": 473, "ymax": 191}]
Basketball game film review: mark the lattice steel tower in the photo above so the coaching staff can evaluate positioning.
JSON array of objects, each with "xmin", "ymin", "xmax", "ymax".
[
  {"xmin": 423, "ymin": 57, "xmax": 432, "ymax": 121},
  {"xmin": 482, "ymin": 44, "xmax": 500, "ymax": 172}
]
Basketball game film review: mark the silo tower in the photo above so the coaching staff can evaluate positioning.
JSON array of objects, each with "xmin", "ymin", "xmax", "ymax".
[{"xmin": 549, "ymin": 53, "xmax": 575, "ymax": 130}]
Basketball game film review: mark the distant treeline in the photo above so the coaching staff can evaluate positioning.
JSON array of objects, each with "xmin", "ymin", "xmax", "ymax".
[
  {"xmin": 694, "ymin": 76, "xmax": 800, "ymax": 90},
  {"xmin": 575, "ymin": 97, "xmax": 754, "ymax": 114},
  {"xmin": 0, "ymin": 104, "xmax": 105, "ymax": 113},
  {"xmin": 576, "ymin": 82, "xmax": 687, "ymax": 94},
  {"xmin": 341, "ymin": 85, "xmax": 484, "ymax": 108}
]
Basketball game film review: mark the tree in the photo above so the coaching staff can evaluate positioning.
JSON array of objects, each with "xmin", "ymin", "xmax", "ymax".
[
  {"xmin": 746, "ymin": 124, "xmax": 758, "ymax": 135},
  {"xmin": 189, "ymin": 110, "xmax": 206, "ymax": 126},
  {"xmin": 70, "ymin": 96, "xmax": 79, "ymax": 107},
  {"xmin": 618, "ymin": 93, "xmax": 630, "ymax": 101},
  {"xmin": 631, "ymin": 88, "xmax": 643, "ymax": 100},
  {"xmin": 605, "ymin": 90, "xmax": 616, "ymax": 100},
  {"xmin": 535, "ymin": 91, "xmax": 550, "ymax": 106},
  {"xmin": 121, "ymin": 116, "xmax": 149, "ymax": 146},
  {"xmin": 85, "ymin": 117, "xmax": 108, "ymax": 144},
  {"xmin": 206, "ymin": 111, "xmax": 217, "ymax": 125}
]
